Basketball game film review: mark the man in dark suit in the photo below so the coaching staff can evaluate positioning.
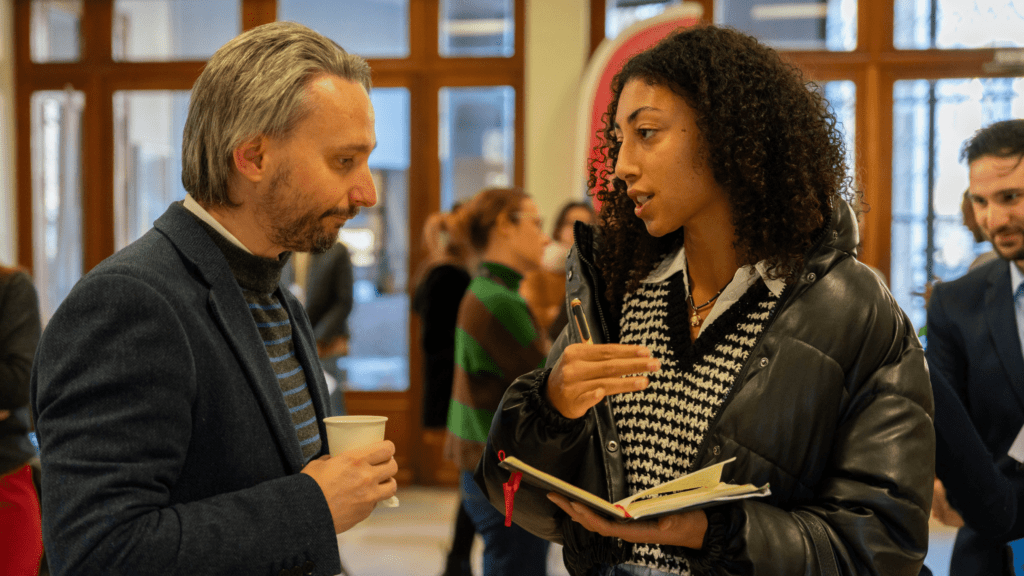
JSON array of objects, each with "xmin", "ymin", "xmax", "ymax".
[
  {"xmin": 927, "ymin": 118, "xmax": 1024, "ymax": 576},
  {"xmin": 30, "ymin": 22, "xmax": 397, "ymax": 576}
]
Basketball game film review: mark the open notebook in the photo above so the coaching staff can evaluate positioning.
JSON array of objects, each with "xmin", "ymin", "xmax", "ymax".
[{"xmin": 499, "ymin": 456, "xmax": 769, "ymax": 520}]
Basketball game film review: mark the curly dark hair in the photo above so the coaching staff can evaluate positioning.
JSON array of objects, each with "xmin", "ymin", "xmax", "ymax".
[{"xmin": 589, "ymin": 24, "xmax": 852, "ymax": 304}]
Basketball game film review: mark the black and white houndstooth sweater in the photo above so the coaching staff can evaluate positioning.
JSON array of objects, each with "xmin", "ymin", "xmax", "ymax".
[{"xmin": 609, "ymin": 271, "xmax": 779, "ymax": 574}]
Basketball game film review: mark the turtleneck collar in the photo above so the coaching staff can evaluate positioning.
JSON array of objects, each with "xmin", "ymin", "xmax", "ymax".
[
  {"xmin": 479, "ymin": 261, "xmax": 523, "ymax": 292},
  {"xmin": 191, "ymin": 215, "xmax": 290, "ymax": 294}
]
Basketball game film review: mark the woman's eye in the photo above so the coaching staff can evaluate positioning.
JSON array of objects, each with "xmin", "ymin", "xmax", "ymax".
[{"xmin": 637, "ymin": 128, "xmax": 655, "ymax": 139}]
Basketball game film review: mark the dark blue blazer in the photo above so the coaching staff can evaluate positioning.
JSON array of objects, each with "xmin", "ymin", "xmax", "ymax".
[
  {"xmin": 927, "ymin": 257, "xmax": 1024, "ymax": 576},
  {"xmin": 31, "ymin": 203, "xmax": 340, "ymax": 576}
]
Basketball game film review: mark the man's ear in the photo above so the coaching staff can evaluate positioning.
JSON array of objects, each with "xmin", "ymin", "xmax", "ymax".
[{"xmin": 232, "ymin": 136, "xmax": 268, "ymax": 183}]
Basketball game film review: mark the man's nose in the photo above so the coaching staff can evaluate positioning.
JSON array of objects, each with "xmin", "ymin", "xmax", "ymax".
[
  {"xmin": 352, "ymin": 164, "xmax": 378, "ymax": 208},
  {"xmin": 985, "ymin": 203, "xmax": 1010, "ymax": 231}
]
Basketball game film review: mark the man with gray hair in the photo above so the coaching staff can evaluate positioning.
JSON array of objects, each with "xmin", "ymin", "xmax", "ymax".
[{"xmin": 31, "ymin": 22, "xmax": 394, "ymax": 576}]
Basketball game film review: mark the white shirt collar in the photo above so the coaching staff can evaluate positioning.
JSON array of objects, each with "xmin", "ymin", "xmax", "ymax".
[
  {"xmin": 182, "ymin": 194, "xmax": 253, "ymax": 255},
  {"xmin": 643, "ymin": 245, "xmax": 786, "ymax": 337}
]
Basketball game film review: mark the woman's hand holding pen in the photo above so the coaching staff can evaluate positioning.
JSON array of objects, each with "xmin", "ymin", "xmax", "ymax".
[{"xmin": 546, "ymin": 343, "xmax": 659, "ymax": 419}]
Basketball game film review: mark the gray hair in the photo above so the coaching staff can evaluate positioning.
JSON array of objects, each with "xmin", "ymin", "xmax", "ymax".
[{"xmin": 182, "ymin": 21, "xmax": 372, "ymax": 206}]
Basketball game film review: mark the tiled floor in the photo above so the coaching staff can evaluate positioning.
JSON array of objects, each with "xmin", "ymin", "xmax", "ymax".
[{"xmin": 337, "ymin": 485, "xmax": 958, "ymax": 576}]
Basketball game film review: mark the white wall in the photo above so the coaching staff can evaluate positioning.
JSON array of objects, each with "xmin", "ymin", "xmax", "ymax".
[
  {"xmin": 0, "ymin": 0, "xmax": 15, "ymax": 265},
  {"xmin": 525, "ymin": 0, "xmax": 591, "ymax": 227}
]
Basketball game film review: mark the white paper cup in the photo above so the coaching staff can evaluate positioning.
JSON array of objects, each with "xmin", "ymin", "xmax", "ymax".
[
  {"xmin": 323, "ymin": 415, "xmax": 398, "ymax": 507},
  {"xmin": 324, "ymin": 415, "xmax": 388, "ymax": 455}
]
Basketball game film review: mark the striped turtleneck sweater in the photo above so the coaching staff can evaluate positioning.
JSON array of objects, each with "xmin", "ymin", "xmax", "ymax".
[
  {"xmin": 445, "ymin": 262, "xmax": 548, "ymax": 471},
  {"xmin": 199, "ymin": 222, "xmax": 323, "ymax": 463},
  {"xmin": 610, "ymin": 272, "xmax": 778, "ymax": 574}
]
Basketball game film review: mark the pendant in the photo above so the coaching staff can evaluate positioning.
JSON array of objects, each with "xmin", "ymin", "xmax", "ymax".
[{"xmin": 690, "ymin": 310, "xmax": 701, "ymax": 327}]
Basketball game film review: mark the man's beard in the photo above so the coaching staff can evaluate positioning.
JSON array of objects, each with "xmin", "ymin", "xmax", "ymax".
[
  {"xmin": 994, "ymin": 241, "xmax": 1024, "ymax": 262},
  {"xmin": 259, "ymin": 166, "xmax": 359, "ymax": 255}
]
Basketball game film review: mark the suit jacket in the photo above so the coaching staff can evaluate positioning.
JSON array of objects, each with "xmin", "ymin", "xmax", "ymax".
[
  {"xmin": 927, "ymin": 257, "xmax": 1024, "ymax": 576},
  {"xmin": 30, "ymin": 203, "xmax": 340, "ymax": 576}
]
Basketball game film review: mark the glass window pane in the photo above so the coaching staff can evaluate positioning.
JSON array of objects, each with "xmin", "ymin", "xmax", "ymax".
[
  {"xmin": 715, "ymin": 0, "xmax": 857, "ymax": 51},
  {"xmin": 279, "ymin": 0, "xmax": 409, "ymax": 59},
  {"xmin": 334, "ymin": 87, "xmax": 410, "ymax": 392},
  {"xmin": 606, "ymin": 0, "xmax": 681, "ymax": 39},
  {"xmin": 113, "ymin": 91, "xmax": 190, "ymax": 250},
  {"xmin": 823, "ymin": 80, "xmax": 857, "ymax": 192},
  {"xmin": 439, "ymin": 86, "xmax": 515, "ymax": 209},
  {"xmin": 31, "ymin": 0, "xmax": 82, "ymax": 63},
  {"xmin": 439, "ymin": 0, "xmax": 514, "ymax": 58},
  {"xmin": 31, "ymin": 90, "xmax": 84, "ymax": 323},
  {"xmin": 112, "ymin": 0, "xmax": 239, "ymax": 62},
  {"xmin": 891, "ymin": 78, "xmax": 1024, "ymax": 332},
  {"xmin": 895, "ymin": 0, "xmax": 1024, "ymax": 50}
]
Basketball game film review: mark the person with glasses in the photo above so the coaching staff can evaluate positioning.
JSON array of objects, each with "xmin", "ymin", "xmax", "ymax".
[{"xmin": 445, "ymin": 187, "xmax": 553, "ymax": 576}]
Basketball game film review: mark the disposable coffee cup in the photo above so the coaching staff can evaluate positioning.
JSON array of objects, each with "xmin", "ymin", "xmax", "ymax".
[{"xmin": 323, "ymin": 415, "xmax": 399, "ymax": 507}]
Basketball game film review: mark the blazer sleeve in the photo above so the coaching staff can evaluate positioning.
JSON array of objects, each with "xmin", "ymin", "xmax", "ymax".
[
  {"xmin": 0, "ymin": 272, "xmax": 42, "ymax": 410},
  {"xmin": 933, "ymin": 366, "xmax": 1021, "ymax": 539},
  {"xmin": 31, "ymin": 273, "xmax": 340, "ymax": 576},
  {"xmin": 925, "ymin": 281, "xmax": 969, "ymax": 402}
]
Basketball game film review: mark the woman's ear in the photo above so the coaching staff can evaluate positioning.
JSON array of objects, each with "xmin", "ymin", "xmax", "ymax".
[{"xmin": 232, "ymin": 136, "xmax": 268, "ymax": 183}]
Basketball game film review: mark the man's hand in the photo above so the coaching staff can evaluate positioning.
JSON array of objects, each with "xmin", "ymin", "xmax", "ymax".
[
  {"xmin": 931, "ymin": 477, "xmax": 965, "ymax": 528},
  {"xmin": 302, "ymin": 440, "xmax": 398, "ymax": 534},
  {"xmin": 547, "ymin": 493, "xmax": 707, "ymax": 549},
  {"xmin": 546, "ymin": 343, "xmax": 658, "ymax": 419}
]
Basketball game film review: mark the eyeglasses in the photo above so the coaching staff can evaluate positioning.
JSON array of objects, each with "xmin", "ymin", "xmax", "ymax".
[{"xmin": 513, "ymin": 212, "xmax": 544, "ymax": 229}]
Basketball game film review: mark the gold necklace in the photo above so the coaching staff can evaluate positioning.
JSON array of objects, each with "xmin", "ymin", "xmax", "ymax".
[{"xmin": 687, "ymin": 284, "xmax": 728, "ymax": 327}]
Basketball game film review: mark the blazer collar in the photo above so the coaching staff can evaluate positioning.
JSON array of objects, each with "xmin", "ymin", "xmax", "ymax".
[
  {"xmin": 154, "ymin": 203, "xmax": 322, "ymax": 473},
  {"xmin": 984, "ymin": 260, "xmax": 1024, "ymax": 400}
]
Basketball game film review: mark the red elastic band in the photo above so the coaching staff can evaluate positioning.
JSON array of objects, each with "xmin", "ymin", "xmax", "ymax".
[
  {"xmin": 614, "ymin": 504, "xmax": 632, "ymax": 519},
  {"xmin": 503, "ymin": 472, "xmax": 522, "ymax": 527}
]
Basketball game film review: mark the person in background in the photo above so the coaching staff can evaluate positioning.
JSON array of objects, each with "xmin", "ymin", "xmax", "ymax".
[
  {"xmin": 477, "ymin": 24, "xmax": 933, "ymax": 576},
  {"xmin": 445, "ymin": 187, "xmax": 552, "ymax": 576},
  {"xmin": 520, "ymin": 201, "xmax": 597, "ymax": 341},
  {"xmin": 30, "ymin": 22, "xmax": 396, "ymax": 576},
  {"xmin": 962, "ymin": 188, "xmax": 999, "ymax": 271},
  {"xmin": 926, "ymin": 118, "xmax": 1024, "ymax": 576},
  {"xmin": 412, "ymin": 206, "xmax": 477, "ymax": 576},
  {"xmin": 306, "ymin": 240, "xmax": 356, "ymax": 415},
  {"xmin": 0, "ymin": 264, "xmax": 44, "ymax": 576}
]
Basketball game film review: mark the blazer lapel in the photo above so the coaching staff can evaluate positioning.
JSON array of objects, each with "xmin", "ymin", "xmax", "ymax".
[
  {"xmin": 156, "ymin": 204, "xmax": 307, "ymax": 473},
  {"xmin": 984, "ymin": 261, "xmax": 1024, "ymax": 406}
]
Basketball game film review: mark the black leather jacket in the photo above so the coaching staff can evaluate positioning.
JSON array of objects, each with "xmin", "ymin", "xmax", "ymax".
[{"xmin": 476, "ymin": 204, "xmax": 935, "ymax": 575}]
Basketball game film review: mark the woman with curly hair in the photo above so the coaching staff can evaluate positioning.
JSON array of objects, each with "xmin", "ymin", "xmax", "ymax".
[{"xmin": 476, "ymin": 24, "xmax": 934, "ymax": 576}]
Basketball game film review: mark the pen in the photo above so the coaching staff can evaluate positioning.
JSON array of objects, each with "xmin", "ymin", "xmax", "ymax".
[{"xmin": 570, "ymin": 298, "xmax": 593, "ymax": 345}]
